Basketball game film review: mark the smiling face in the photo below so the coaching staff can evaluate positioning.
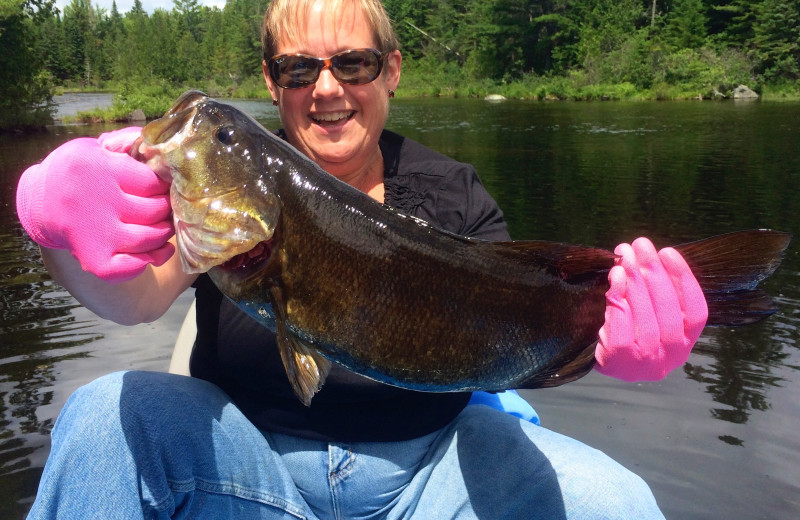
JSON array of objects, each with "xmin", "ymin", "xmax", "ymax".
[{"xmin": 263, "ymin": 0, "xmax": 401, "ymax": 181}]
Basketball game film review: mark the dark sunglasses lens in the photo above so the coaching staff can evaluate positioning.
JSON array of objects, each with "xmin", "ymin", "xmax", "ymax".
[
  {"xmin": 271, "ymin": 56, "xmax": 321, "ymax": 88},
  {"xmin": 331, "ymin": 50, "xmax": 381, "ymax": 84}
]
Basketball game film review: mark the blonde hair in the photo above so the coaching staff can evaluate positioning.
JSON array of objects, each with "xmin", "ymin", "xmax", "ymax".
[{"xmin": 261, "ymin": 0, "xmax": 399, "ymax": 61}]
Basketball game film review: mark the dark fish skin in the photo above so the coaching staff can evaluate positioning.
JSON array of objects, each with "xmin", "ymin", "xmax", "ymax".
[{"xmin": 141, "ymin": 91, "xmax": 791, "ymax": 406}]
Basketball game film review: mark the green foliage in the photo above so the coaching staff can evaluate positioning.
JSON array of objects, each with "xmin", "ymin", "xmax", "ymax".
[
  {"xmin": 665, "ymin": 0, "xmax": 708, "ymax": 49},
  {"xmin": 0, "ymin": 0, "xmax": 57, "ymax": 129},
  {"xmin": 399, "ymin": 55, "xmax": 472, "ymax": 97},
  {"xmin": 584, "ymin": 28, "xmax": 656, "ymax": 88},
  {"xmin": 4, "ymin": 0, "xmax": 800, "ymax": 129},
  {"xmin": 578, "ymin": 0, "xmax": 646, "ymax": 58},
  {"xmin": 707, "ymin": 0, "xmax": 755, "ymax": 44},
  {"xmin": 71, "ymin": 81, "xmax": 183, "ymax": 122},
  {"xmin": 760, "ymin": 80, "xmax": 800, "ymax": 100},
  {"xmin": 751, "ymin": 0, "xmax": 800, "ymax": 81}
]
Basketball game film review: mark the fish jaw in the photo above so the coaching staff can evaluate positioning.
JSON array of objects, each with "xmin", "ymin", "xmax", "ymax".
[
  {"xmin": 171, "ymin": 185, "xmax": 277, "ymax": 273},
  {"xmin": 141, "ymin": 91, "xmax": 281, "ymax": 273}
]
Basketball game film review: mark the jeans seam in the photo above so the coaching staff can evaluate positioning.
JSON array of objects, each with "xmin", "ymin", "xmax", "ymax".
[
  {"xmin": 328, "ymin": 444, "xmax": 356, "ymax": 520},
  {"xmin": 166, "ymin": 477, "xmax": 309, "ymax": 519}
]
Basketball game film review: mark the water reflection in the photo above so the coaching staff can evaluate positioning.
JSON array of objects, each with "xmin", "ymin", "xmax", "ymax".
[
  {"xmin": 0, "ymin": 120, "xmax": 192, "ymax": 518},
  {"xmin": 0, "ymin": 218, "xmax": 102, "ymax": 518},
  {"xmin": 388, "ymin": 99, "xmax": 800, "ymax": 448},
  {"xmin": 687, "ymin": 276, "xmax": 800, "ymax": 433}
]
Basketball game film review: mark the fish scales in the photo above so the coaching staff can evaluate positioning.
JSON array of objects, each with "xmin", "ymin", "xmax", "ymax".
[
  {"xmin": 139, "ymin": 91, "xmax": 790, "ymax": 406},
  {"xmin": 270, "ymin": 160, "xmax": 609, "ymax": 390}
]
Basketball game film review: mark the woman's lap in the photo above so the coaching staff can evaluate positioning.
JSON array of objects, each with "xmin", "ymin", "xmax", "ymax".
[
  {"xmin": 28, "ymin": 371, "xmax": 308, "ymax": 519},
  {"xmin": 27, "ymin": 371, "xmax": 663, "ymax": 520}
]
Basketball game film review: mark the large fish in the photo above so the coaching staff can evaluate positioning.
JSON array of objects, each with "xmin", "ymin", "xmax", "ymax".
[{"xmin": 137, "ymin": 91, "xmax": 790, "ymax": 406}]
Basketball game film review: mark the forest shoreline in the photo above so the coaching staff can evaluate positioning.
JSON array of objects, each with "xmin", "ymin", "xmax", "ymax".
[{"xmin": 55, "ymin": 74, "xmax": 800, "ymax": 125}]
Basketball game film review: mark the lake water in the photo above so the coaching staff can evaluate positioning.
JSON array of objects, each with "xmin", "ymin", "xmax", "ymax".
[{"xmin": 1, "ymin": 94, "xmax": 799, "ymax": 519}]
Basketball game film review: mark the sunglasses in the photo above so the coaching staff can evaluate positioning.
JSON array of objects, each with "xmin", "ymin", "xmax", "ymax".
[{"xmin": 267, "ymin": 48, "xmax": 385, "ymax": 90}]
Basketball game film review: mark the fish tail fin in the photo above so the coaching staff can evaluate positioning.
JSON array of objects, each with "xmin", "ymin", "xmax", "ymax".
[{"xmin": 673, "ymin": 230, "xmax": 791, "ymax": 326}]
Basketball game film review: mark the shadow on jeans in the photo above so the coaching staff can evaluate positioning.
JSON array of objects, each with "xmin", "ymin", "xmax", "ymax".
[{"xmin": 456, "ymin": 406, "xmax": 568, "ymax": 519}]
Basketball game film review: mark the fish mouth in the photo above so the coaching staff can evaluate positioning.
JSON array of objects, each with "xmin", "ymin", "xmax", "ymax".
[
  {"xmin": 139, "ymin": 90, "xmax": 282, "ymax": 275},
  {"xmin": 218, "ymin": 240, "xmax": 274, "ymax": 271},
  {"xmin": 139, "ymin": 91, "xmax": 207, "ymax": 183},
  {"xmin": 142, "ymin": 91, "xmax": 207, "ymax": 144}
]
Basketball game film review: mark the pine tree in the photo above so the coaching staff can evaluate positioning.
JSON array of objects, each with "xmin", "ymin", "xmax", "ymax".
[
  {"xmin": 751, "ymin": 0, "xmax": 800, "ymax": 81},
  {"xmin": 0, "ymin": 0, "xmax": 57, "ymax": 128},
  {"xmin": 666, "ymin": 0, "xmax": 708, "ymax": 49}
]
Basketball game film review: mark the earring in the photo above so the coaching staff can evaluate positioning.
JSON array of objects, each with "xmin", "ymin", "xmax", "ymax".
[
  {"xmin": 272, "ymin": 99, "xmax": 278, "ymax": 106},
  {"xmin": 388, "ymin": 90, "xmax": 395, "ymax": 98}
]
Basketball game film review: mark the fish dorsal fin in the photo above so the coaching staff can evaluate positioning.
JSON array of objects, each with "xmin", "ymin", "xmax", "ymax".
[
  {"xmin": 495, "ymin": 241, "xmax": 615, "ymax": 283},
  {"xmin": 270, "ymin": 286, "xmax": 331, "ymax": 406},
  {"xmin": 518, "ymin": 341, "xmax": 598, "ymax": 389}
]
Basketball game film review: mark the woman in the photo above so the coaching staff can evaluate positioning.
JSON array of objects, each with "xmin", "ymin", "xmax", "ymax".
[{"xmin": 17, "ymin": 1, "xmax": 706, "ymax": 517}]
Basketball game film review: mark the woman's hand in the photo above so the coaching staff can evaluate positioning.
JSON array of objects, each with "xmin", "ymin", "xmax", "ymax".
[
  {"xmin": 16, "ymin": 127, "xmax": 174, "ymax": 283},
  {"xmin": 595, "ymin": 237, "xmax": 708, "ymax": 381}
]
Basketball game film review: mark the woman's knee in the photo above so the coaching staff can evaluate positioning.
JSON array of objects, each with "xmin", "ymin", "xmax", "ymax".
[
  {"xmin": 52, "ymin": 371, "xmax": 129, "ymax": 438},
  {"xmin": 556, "ymin": 447, "xmax": 663, "ymax": 518},
  {"xmin": 54, "ymin": 371, "xmax": 226, "ymax": 443}
]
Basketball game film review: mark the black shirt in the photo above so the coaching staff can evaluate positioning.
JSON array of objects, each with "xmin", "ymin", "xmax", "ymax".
[{"xmin": 190, "ymin": 130, "xmax": 509, "ymax": 442}]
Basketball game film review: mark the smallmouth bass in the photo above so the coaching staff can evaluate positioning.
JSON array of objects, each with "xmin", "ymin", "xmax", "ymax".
[{"xmin": 139, "ymin": 91, "xmax": 791, "ymax": 406}]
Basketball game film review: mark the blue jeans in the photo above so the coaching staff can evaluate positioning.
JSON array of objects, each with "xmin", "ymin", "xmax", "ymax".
[{"xmin": 28, "ymin": 371, "xmax": 664, "ymax": 519}]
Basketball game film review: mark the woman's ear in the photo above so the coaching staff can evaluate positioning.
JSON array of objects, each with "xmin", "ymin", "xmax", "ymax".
[{"xmin": 384, "ymin": 50, "xmax": 402, "ymax": 92}]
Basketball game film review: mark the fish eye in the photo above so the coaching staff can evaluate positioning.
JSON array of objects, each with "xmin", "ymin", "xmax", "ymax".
[{"xmin": 216, "ymin": 127, "xmax": 234, "ymax": 144}]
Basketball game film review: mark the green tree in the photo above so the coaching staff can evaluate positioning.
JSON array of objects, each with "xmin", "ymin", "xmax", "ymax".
[
  {"xmin": 115, "ymin": 0, "xmax": 152, "ymax": 82},
  {"xmin": 38, "ymin": 9, "xmax": 69, "ymax": 81},
  {"xmin": 665, "ymin": 0, "xmax": 708, "ymax": 49},
  {"xmin": 532, "ymin": 1, "xmax": 584, "ymax": 74},
  {"xmin": 220, "ymin": 0, "xmax": 267, "ymax": 80},
  {"xmin": 707, "ymin": 0, "xmax": 757, "ymax": 44},
  {"xmin": 460, "ymin": 0, "xmax": 541, "ymax": 80},
  {"xmin": 61, "ymin": 0, "xmax": 91, "ymax": 81},
  {"xmin": 0, "ymin": 0, "xmax": 56, "ymax": 129},
  {"xmin": 174, "ymin": 0, "xmax": 200, "ymax": 39},
  {"xmin": 751, "ymin": 0, "xmax": 800, "ymax": 81},
  {"xmin": 384, "ymin": 0, "xmax": 440, "ymax": 60}
]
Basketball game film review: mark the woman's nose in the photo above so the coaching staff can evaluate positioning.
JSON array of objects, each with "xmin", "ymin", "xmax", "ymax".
[{"xmin": 313, "ymin": 67, "xmax": 342, "ymax": 98}]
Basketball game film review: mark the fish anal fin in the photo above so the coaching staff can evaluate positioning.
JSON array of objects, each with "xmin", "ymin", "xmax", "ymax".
[
  {"xmin": 518, "ymin": 342, "xmax": 598, "ymax": 389},
  {"xmin": 278, "ymin": 332, "xmax": 332, "ymax": 407},
  {"xmin": 270, "ymin": 286, "xmax": 332, "ymax": 406}
]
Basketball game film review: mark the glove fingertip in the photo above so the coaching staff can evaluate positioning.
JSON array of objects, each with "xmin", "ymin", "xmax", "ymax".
[
  {"xmin": 607, "ymin": 264, "xmax": 626, "ymax": 287},
  {"xmin": 148, "ymin": 242, "xmax": 176, "ymax": 267},
  {"xmin": 16, "ymin": 164, "xmax": 65, "ymax": 249},
  {"xmin": 109, "ymin": 155, "xmax": 171, "ymax": 197},
  {"xmin": 613, "ymin": 241, "xmax": 634, "ymax": 258},
  {"xmin": 98, "ymin": 127, "xmax": 143, "ymax": 153},
  {"xmin": 84, "ymin": 255, "xmax": 148, "ymax": 284},
  {"xmin": 659, "ymin": 247, "xmax": 708, "ymax": 326},
  {"xmin": 631, "ymin": 236, "xmax": 657, "ymax": 253},
  {"xmin": 657, "ymin": 247, "xmax": 690, "ymax": 272}
]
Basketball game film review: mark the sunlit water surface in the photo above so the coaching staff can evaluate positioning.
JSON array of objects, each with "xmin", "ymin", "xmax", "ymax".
[{"xmin": 1, "ymin": 94, "xmax": 799, "ymax": 519}]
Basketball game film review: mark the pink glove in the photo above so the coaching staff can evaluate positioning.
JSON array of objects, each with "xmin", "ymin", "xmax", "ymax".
[
  {"xmin": 15, "ymin": 127, "xmax": 174, "ymax": 282},
  {"xmin": 595, "ymin": 237, "xmax": 708, "ymax": 381}
]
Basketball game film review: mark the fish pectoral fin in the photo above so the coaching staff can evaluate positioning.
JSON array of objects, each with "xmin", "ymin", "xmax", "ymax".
[
  {"xmin": 518, "ymin": 341, "xmax": 597, "ymax": 389},
  {"xmin": 270, "ymin": 285, "xmax": 331, "ymax": 406},
  {"xmin": 278, "ymin": 332, "xmax": 332, "ymax": 407}
]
